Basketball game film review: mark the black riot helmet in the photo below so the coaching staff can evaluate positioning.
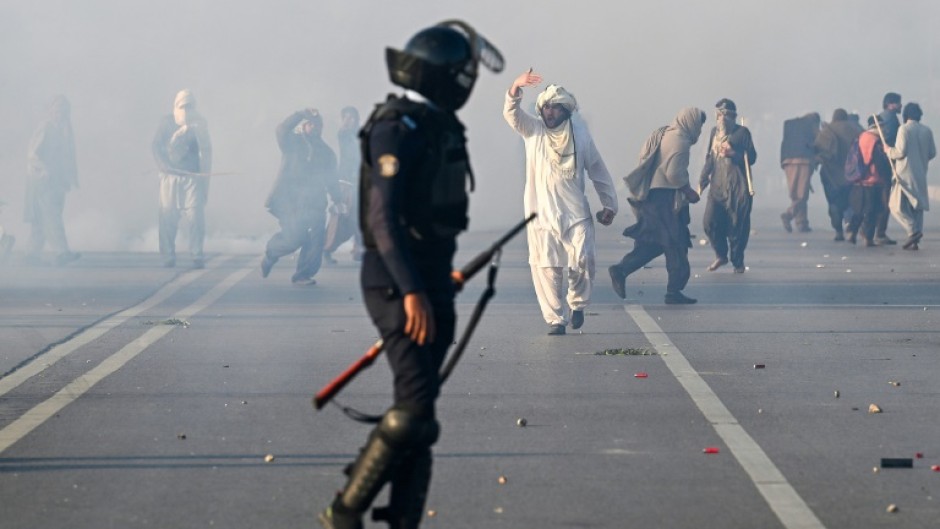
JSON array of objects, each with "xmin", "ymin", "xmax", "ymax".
[{"xmin": 386, "ymin": 20, "xmax": 504, "ymax": 111}]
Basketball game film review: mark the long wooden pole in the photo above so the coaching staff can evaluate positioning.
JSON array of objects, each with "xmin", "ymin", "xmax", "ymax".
[{"xmin": 741, "ymin": 117, "xmax": 754, "ymax": 196}]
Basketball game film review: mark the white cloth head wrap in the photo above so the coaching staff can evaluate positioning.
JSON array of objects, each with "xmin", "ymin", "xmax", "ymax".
[
  {"xmin": 535, "ymin": 85, "xmax": 578, "ymax": 178},
  {"xmin": 174, "ymin": 89, "xmax": 197, "ymax": 126}
]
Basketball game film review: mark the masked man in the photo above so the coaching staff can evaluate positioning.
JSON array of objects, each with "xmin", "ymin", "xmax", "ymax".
[
  {"xmin": 504, "ymin": 70, "xmax": 617, "ymax": 335},
  {"xmin": 152, "ymin": 89, "xmax": 212, "ymax": 268},
  {"xmin": 699, "ymin": 98, "xmax": 757, "ymax": 274}
]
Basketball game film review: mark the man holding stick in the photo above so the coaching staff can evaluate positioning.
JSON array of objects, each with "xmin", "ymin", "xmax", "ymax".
[
  {"xmin": 699, "ymin": 98, "xmax": 757, "ymax": 274},
  {"xmin": 317, "ymin": 20, "xmax": 503, "ymax": 529}
]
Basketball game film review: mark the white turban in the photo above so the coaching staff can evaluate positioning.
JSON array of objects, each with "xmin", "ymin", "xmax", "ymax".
[{"xmin": 535, "ymin": 84, "xmax": 578, "ymax": 114}]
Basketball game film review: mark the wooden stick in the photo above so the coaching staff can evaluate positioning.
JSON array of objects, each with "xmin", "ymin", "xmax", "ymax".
[{"xmin": 741, "ymin": 117, "xmax": 755, "ymax": 196}]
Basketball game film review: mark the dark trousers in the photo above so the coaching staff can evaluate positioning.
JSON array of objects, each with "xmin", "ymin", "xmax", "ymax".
[
  {"xmin": 875, "ymin": 184, "xmax": 891, "ymax": 238},
  {"xmin": 848, "ymin": 185, "xmax": 884, "ymax": 242},
  {"xmin": 614, "ymin": 241, "xmax": 690, "ymax": 294},
  {"xmin": 703, "ymin": 195, "xmax": 752, "ymax": 269},
  {"xmin": 821, "ymin": 178, "xmax": 851, "ymax": 235},
  {"xmin": 363, "ymin": 287, "xmax": 456, "ymax": 414},
  {"xmin": 264, "ymin": 208, "xmax": 326, "ymax": 281}
]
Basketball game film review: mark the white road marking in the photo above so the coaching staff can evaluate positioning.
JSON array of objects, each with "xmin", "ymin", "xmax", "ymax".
[
  {"xmin": 624, "ymin": 304, "xmax": 826, "ymax": 529},
  {"xmin": 0, "ymin": 258, "xmax": 230, "ymax": 398},
  {"xmin": 0, "ymin": 260, "xmax": 253, "ymax": 455}
]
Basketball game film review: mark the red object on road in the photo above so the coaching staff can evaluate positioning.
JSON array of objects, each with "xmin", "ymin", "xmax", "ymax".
[
  {"xmin": 634, "ymin": 372, "xmax": 648, "ymax": 378},
  {"xmin": 915, "ymin": 452, "xmax": 924, "ymax": 459},
  {"xmin": 703, "ymin": 447, "xmax": 720, "ymax": 454},
  {"xmin": 931, "ymin": 465, "xmax": 940, "ymax": 472}
]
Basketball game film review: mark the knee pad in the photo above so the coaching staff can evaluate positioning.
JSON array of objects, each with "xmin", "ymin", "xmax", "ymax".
[{"xmin": 377, "ymin": 408, "xmax": 439, "ymax": 449}]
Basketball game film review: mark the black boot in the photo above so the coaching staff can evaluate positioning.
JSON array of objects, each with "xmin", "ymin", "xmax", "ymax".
[{"xmin": 372, "ymin": 448, "xmax": 433, "ymax": 529}]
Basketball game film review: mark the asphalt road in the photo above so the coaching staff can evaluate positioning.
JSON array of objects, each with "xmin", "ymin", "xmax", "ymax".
[{"xmin": 1, "ymin": 204, "xmax": 939, "ymax": 529}]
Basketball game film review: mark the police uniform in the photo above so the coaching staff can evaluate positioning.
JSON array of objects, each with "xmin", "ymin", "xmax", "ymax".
[{"xmin": 319, "ymin": 20, "xmax": 502, "ymax": 529}]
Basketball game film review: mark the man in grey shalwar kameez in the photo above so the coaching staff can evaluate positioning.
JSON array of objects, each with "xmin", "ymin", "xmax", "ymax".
[
  {"xmin": 152, "ymin": 89, "xmax": 212, "ymax": 269},
  {"xmin": 699, "ymin": 98, "xmax": 757, "ymax": 273},
  {"xmin": 886, "ymin": 102, "xmax": 936, "ymax": 250},
  {"xmin": 25, "ymin": 95, "xmax": 80, "ymax": 266},
  {"xmin": 610, "ymin": 107, "xmax": 704, "ymax": 305}
]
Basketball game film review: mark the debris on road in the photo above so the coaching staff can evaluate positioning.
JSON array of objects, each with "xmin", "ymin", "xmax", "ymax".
[
  {"xmin": 880, "ymin": 458, "xmax": 913, "ymax": 468},
  {"xmin": 634, "ymin": 372, "xmax": 648, "ymax": 378},
  {"xmin": 264, "ymin": 454, "xmax": 275, "ymax": 463},
  {"xmin": 177, "ymin": 433, "xmax": 186, "ymax": 440},
  {"xmin": 703, "ymin": 447, "xmax": 720, "ymax": 454},
  {"xmin": 143, "ymin": 318, "xmax": 191, "ymax": 327},
  {"xmin": 753, "ymin": 364, "xmax": 765, "ymax": 369},
  {"xmin": 868, "ymin": 404, "xmax": 882, "ymax": 414},
  {"xmin": 888, "ymin": 381, "xmax": 901, "ymax": 387},
  {"xmin": 593, "ymin": 348, "xmax": 656, "ymax": 356},
  {"xmin": 427, "ymin": 510, "xmax": 437, "ymax": 518},
  {"xmin": 931, "ymin": 465, "xmax": 940, "ymax": 472},
  {"xmin": 497, "ymin": 475, "xmax": 508, "ymax": 485},
  {"xmin": 516, "ymin": 418, "xmax": 527, "ymax": 427},
  {"xmin": 886, "ymin": 504, "xmax": 898, "ymax": 513},
  {"xmin": 834, "ymin": 390, "xmax": 840, "ymax": 398}
]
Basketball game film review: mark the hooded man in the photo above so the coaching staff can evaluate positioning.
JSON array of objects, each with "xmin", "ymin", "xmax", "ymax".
[
  {"xmin": 261, "ymin": 108, "xmax": 340, "ymax": 284},
  {"xmin": 610, "ymin": 107, "xmax": 704, "ymax": 304},
  {"xmin": 699, "ymin": 98, "xmax": 757, "ymax": 273},
  {"xmin": 504, "ymin": 69, "xmax": 617, "ymax": 335},
  {"xmin": 814, "ymin": 108, "xmax": 864, "ymax": 240},
  {"xmin": 25, "ymin": 95, "xmax": 80, "ymax": 266},
  {"xmin": 152, "ymin": 89, "xmax": 212, "ymax": 268},
  {"xmin": 886, "ymin": 102, "xmax": 936, "ymax": 250}
]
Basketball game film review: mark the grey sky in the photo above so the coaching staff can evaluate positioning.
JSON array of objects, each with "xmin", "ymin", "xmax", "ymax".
[{"xmin": 2, "ymin": 0, "xmax": 937, "ymax": 251}]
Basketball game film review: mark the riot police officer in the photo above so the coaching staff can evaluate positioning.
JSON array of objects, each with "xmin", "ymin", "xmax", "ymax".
[{"xmin": 318, "ymin": 20, "xmax": 503, "ymax": 529}]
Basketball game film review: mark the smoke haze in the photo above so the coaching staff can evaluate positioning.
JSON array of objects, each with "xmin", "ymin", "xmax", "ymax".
[{"xmin": 2, "ymin": 0, "xmax": 938, "ymax": 251}]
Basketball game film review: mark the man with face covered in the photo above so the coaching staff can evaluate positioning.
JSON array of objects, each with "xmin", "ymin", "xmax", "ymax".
[
  {"xmin": 152, "ymin": 89, "xmax": 212, "ymax": 268},
  {"xmin": 504, "ymin": 69, "xmax": 617, "ymax": 335},
  {"xmin": 699, "ymin": 99, "xmax": 757, "ymax": 273},
  {"xmin": 261, "ymin": 108, "xmax": 339, "ymax": 285},
  {"xmin": 610, "ymin": 108, "xmax": 704, "ymax": 304}
]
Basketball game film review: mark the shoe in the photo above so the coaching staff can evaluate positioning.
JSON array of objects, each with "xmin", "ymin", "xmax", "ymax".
[
  {"xmin": 317, "ymin": 503, "xmax": 363, "ymax": 529},
  {"xmin": 910, "ymin": 243, "xmax": 919, "ymax": 251},
  {"xmin": 547, "ymin": 324, "xmax": 566, "ymax": 335},
  {"xmin": 797, "ymin": 225, "xmax": 812, "ymax": 233},
  {"xmin": 733, "ymin": 266, "xmax": 745, "ymax": 273},
  {"xmin": 54, "ymin": 251, "xmax": 81, "ymax": 267},
  {"xmin": 571, "ymin": 309, "xmax": 584, "ymax": 330},
  {"xmin": 192, "ymin": 259, "xmax": 205, "ymax": 269},
  {"xmin": 261, "ymin": 255, "xmax": 275, "ymax": 278},
  {"xmin": 608, "ymin": 265, "xmax": 626, "ymax": 299},
  {"xmin": 902, "ymin": 232, "xmax": 923, "ymax": 249},
  {"xmin": 323, "ymin": 252, "xmax": 337, "ymax": 265},
  {"xmin": 846, "ymin": 233, "xmax": 857, "ymax": 245},
  {"xmin": 875, "ymin": 236, "xmax": 897, "ymax": 246},
  {"xmin": 292, "ymin": 276, "xmax": 317, "ymax": 286},
  {"xmin": 706, "ymin": 257, "xmax": 728, "ymax": 272},
  {"xmin": 780, "ymin": 213, "xmax": 793, "ymax": 233},
  {"xmin": 834, "ymin": 232, "xmax": 845, "ymax": 241},
  {"xmin": 664, "ymin": 291, "xmax": 697, "ymax": 305}
]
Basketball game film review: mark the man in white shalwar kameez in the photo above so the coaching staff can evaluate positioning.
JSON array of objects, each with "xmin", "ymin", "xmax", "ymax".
[
  {"xmin": 504, "ymin": 69, "xmax": 617, "ymax": 335},
  {"xmin": 886, "ymin": 102, "xmax": 936, "ymax": 250}
]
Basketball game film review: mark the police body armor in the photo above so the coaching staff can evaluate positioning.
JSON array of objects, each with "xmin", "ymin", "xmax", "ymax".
[{"xmin": 358, "ymin": 95, "xmax": 473, "ymax": 247}]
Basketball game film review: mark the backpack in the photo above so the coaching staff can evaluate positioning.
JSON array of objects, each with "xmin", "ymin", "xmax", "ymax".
[{"xmin": 843, "ymin": 136, "xmax": 866, "ymax": 184}]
